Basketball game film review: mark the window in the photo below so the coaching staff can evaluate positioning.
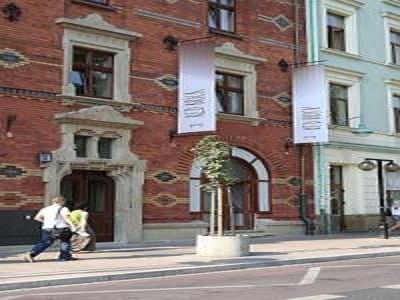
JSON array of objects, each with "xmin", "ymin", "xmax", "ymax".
[
  {"xmin": 57, "ymin": 14, "xmax": 141, "ymax": 104},
  {"xmin": 98, "ymin": 137, "xmax": 113, "ymax": 159},
  {"xmin": 394, "ymin": 95, "xmax": 400, "ymax": 133},
  {"xmin": 327, "ymin": 13, "xmax": 345, "ymax": 51},
  {"xmin": 330, "ymin": 83, "xmax": 349, "ymax": 126},
  {"xmin": 208, "ymin": 0, "xmax": 235, "ymax": 32},
  {"xmin": 216, "ymin": 72, "xmax": 244, "ymax": 115},
  {"xmin": 74, "ymin": 135, "xmax": 89, "ymax": 158},
  {"xmin": 72, "ymin": 47, "xmax": 114, "ymax": 99},
  {"xmin": 391, "ymin": 30, "xmax": 400, "ymax": 64},
  {"xmin": 323, "ymin": 0, "xmax": 363, "ymax": 55},
  {"xmin": 214, "ymin": 43, "xmax": 265, "ymax": 120}
]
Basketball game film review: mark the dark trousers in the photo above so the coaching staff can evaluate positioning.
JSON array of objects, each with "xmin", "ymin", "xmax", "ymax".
[{"xmin": 30, "ymin": 229, "xmax": 72, "ymax": 260}]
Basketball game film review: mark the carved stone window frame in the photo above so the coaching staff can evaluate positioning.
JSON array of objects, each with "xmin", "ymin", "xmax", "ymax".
[
  {"xmin": 215, "ymin": 42, "xmax": 265, "ymax": 122},
  {"xmin": 56, "ymin": 14, "xmax": 142, "ymax": 105}
]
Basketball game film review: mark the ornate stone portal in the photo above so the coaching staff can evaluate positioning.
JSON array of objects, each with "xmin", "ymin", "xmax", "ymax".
[{"xmin": 42, "ymin": 106, "xmax": 146, "ymax": 243}]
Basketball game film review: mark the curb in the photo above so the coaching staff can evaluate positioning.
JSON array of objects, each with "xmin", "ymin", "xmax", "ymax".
[{"xmin": 2, "ymin": 250, "xmax": 400, "ymax": 291}]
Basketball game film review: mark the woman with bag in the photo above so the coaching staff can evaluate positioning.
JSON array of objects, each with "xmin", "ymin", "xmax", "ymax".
[
  {"xmin": 70, "ymin": 203, "xmax": 96, "ymax": 252},
  {"xmin": 24, "ymin": 196, "xmax": 77, "ymax": 262}
]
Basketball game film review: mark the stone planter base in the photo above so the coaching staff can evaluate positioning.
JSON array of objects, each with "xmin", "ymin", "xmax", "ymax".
[{"xmin": 195, "ymin": 234, "xmax": 250, "ymax": 258}]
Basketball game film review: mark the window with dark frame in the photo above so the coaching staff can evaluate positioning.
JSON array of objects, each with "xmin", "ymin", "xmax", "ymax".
[
  {"xmin": 216, "ymin": 72, "xmax": 244, "ymax": 115},
  {"xmin": 390, "ymin": 30, "xmax": 400, "ymax": 65},
  {"xmin": 327, "ymin": 13, "xmax": 346, "ymax": 51},
  {"xmin": 98, "ymin": 137, "xmax": 113, "ymax": 159},
  {"xmin": 330, "ymin": 83, "xmax": 349, "ymax": 126},
  {"xmin": 393, "ymin": 95, "xmax": 400, "ymax": 133},
  {"xmin": 208, "ymin": 0, "xmax": 236, "ymax": 33},
  {"xmin": 74, "ymin": 135, "xmax": 89, "ymax": 158},
  {"xmin": 71, "ymin": 47, "xmax": 114, "ymax": 99}
]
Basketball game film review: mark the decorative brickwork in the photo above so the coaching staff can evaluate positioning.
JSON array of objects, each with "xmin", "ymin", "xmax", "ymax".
[
  {"xmin": 145, "ymin": 193, "xmax": 188, "ymax": 208},
  {"xmin": 0, "ymin": 164, "xmax": 41, "ymax": 179},
  {"xmin": 0, "ymin": 192, "xmax": 42, "ymax": 209},
  {"xmin": 0, "ymin": 0, "xmax": 313, "ymax": 243},
  {"xmin": 0, "ymin": 49, "xmax": 30, "ymax": 68}
]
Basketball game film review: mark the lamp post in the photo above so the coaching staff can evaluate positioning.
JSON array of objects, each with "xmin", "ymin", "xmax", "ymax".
[{"xmin": 358, "ymin": 158, "xmax": 400, "ymax": 239}]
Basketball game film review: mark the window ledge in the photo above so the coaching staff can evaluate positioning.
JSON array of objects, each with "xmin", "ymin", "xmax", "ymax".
[
  {"xmin": 71, "ymin": 0, "xmax": 118, "ymax": 11},
  {"xmin": 329, "ymin": 125, "xmax": 351, "ymax": 131},
  {"xmin": 218, "ymin": 113, "xmax": 264, "ymax": 126},
  {"xmin": 57, "ymin": 94, "xmax": 135, "ymax": 112},
  {"xmin": 209, "ymin": 28, "xmax": 244, "ymax": 40},
  {"xmin": 386, "ymin": 63, "xmax": 400, "ymax": 70},
  {"xmin": 321, "ymin": 48, "xmax": 362, "ymax": 60}
]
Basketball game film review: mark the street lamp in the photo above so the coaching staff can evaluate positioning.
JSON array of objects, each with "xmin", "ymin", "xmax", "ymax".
[{"xmin": 358, "ymin": 158, "xmax": 400, "ymax": 239}]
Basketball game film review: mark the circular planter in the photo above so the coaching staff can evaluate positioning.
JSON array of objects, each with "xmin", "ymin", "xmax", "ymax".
[{"xmin": 195, "ymin": 234, "xmax": 250, "ymax": 258}]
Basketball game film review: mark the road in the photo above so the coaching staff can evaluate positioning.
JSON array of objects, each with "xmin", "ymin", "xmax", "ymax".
[{"xmin": 1, "ymin": 256, "xmax": 400, "ymax": 300}]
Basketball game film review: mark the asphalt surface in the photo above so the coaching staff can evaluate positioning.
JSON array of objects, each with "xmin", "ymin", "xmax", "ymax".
[{"xmin": 2, "ymin": 255, "xmax": 400, "ymax": 300}]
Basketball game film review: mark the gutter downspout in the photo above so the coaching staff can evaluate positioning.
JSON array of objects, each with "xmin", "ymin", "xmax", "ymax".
[{"xmin": 294, "ymin": 0, "xmax": 314, "ymax": 235}]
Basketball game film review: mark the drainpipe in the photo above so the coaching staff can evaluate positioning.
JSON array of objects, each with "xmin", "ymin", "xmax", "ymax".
[{"xmin": 294, "ymin": 0, "xmax": 314, "ymax": 235}]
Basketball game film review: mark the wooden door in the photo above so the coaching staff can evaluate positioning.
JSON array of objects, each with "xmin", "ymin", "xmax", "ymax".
[
  {"xmin": 60, "ymin": 170, "xmax": 115, "ymax": 242},
  {"xmin": 202, "ymin": 159, "xmax": 256, "ymax": 230}
]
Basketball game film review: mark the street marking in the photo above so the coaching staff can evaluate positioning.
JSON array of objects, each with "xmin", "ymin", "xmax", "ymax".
[
  {"xmin": 382, "ymin": 284, "xmax": 400, "ymax": 289},
  {"xmin": 271, "ymin": 267, "xmax": 321, "ymax": 286},
  {"xmin": 9, "ymin": 284, "xmax": 257, "ymax": 297},
  {"xmin": 299, "ymin": 267, "xmax": 321, "ymax": 285},
  {"xmin": 286, "ymin": 295, "xmax": 345, "ymax": 300}
]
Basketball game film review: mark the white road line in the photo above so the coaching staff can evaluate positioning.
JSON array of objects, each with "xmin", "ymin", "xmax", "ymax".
[
  {"xmin": 286, "ymin": 295, "xmax": 345, "ymax": 300},
  {"xmin": 299, "ymin": 267, "xmax": 321, "ymax": 285},
  {"xmin": 382, "ymin": 284, "xmax": 400, "ymax": 289},
  {"xmin": 11, "ymin": 284, "xmax": 257, "ymax": 297}
]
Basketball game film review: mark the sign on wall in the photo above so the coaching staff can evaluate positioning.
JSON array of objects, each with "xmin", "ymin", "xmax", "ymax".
[
  {"xmin": 292, "ymin": 65, "xmax": 328, "ymax": 144},
  {"xmin": 178, "ymin": 41, "xmax": 216, "ymax": 134}
]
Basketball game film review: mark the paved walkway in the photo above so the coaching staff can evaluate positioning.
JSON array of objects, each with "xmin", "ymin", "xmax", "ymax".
[{"xmin": 1, "ymin": 233, "xmax": 400, "ymax": 291}]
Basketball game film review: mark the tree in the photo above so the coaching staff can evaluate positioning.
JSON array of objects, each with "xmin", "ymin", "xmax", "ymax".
[{"xmin": 192, "ymin": 136, "xmax": 238, "ymax": 236}]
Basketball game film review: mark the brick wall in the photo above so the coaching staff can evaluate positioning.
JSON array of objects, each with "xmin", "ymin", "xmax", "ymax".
[{"xmin": 0, "ymin": 0, "xmax": 314, "ymax": 225}]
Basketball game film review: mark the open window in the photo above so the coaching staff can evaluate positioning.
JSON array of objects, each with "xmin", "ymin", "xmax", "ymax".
[
  {"xmin": 208, "ymin": 0, "xmax": 236, "ymax": 33},
  {"xmin": 56, "ymin": 14, "xmax": 141, "ymax": 105},
  {"xmin": 322, "ymin": 0, "xmax": 363, "ymax": 55}
]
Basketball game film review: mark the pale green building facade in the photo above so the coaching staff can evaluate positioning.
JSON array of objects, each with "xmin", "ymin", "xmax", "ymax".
[{"xmin": 306, "ymin": 0, "xmax": 400, "ymax": 232}]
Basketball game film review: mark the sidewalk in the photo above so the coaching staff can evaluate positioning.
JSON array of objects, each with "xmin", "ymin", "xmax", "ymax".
[{"xmin": 1, "ymin": 233, "xmax": 400, "ymax": 291}]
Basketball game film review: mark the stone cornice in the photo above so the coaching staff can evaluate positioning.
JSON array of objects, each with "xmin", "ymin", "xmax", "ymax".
[
  {"xmin": 55, "ymin": 105, "xmax": 143, "ymax": 129},
  {"xmin": 56, "ymin": 14, "xmax": 142, "ymax": 40},
  {"xmin": 215, "ymin": 42, "xmax": 266, "ymax": 64}
]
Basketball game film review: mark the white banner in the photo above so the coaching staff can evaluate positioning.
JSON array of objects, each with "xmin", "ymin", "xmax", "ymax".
[
  {"xmin": 178, "ymin": 41, "xmax": 216, "ymax": 134},
  {"xmin": 292, "ymin": 65, "xmax": 328, "ymax": 144}
]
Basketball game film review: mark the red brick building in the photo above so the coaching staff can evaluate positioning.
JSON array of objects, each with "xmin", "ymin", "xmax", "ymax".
[{"xmin": 0, "ymin": 0, "xmax": 314, "ymax": 245}]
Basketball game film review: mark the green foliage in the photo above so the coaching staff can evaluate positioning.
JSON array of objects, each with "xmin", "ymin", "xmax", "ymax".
[{"xmin": 191, "ymin": 136, "xmax": 239, "ymax": 190}]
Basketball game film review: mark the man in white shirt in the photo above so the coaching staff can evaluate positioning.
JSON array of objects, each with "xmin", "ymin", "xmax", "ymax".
[{"xmin": 25, "ymin": 196, "xmax": 76, "ymax": 262}]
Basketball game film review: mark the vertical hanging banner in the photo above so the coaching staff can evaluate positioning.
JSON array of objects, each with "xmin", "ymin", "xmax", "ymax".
[
  {"xmin": 292, "ymin": 65, "xmax": 328, "ymax": 144},
  {"xmin": 178, "ymin": 41, "xmax": 216, "ymax": 134}
]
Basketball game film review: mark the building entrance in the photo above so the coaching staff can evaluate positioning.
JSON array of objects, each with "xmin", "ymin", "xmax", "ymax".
[
  {"xmin": 202, "ymin": 159, "xmax": 257, "ymax": 230},
  {"xmin": 60, "ymin": 170, "xmax": 115, "ymax": 242}
]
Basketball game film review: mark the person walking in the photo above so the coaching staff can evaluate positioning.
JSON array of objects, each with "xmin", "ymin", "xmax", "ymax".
[
  {"xmin": 25, "ymin": 196, "xmax": 76, "ymax": 262},
  {"xmin": 70, "ymin": 203, "xmax": 96, "ymax": 252}
]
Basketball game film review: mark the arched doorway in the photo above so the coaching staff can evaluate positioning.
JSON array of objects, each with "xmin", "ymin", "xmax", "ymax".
[
  {"xmin": 201, "ymin": 158, "xmax": 257, "ymax": 230},
  {"xmin": 190, "ymin": 147, "xmax": 270, "ymax": 231},
  {"xmin": 60, "ymin": 170, "xmax": 115, "ymax": 242}
]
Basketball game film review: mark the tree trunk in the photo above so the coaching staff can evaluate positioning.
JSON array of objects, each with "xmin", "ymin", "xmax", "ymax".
[
  {"xmin": 209, "ymin": 189, "xmax": 216, "ymax": 235},
  {"xmin": 227, "ymin": 186, "xmax": 235, "ymax": 234},
  {"xmin": 217, "ymin": 186, "xmax": 223, "ymax": 236}
]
